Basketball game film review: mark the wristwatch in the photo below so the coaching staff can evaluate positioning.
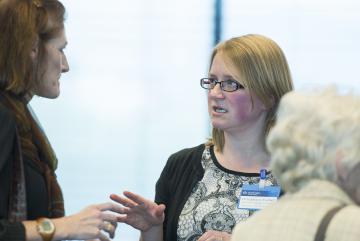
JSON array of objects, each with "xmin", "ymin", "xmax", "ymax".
[{"xmin": 36, "ymin": 218, "xmax": 56, "ymax": 241}]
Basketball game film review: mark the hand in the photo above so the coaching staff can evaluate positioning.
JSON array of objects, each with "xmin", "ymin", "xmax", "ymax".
[
  {"xmin": 198, "ymin": 230, "xmax": 232, "ymax": 241},
  {"xmin": 60, "ymin": 202, "xmax": 121, "ymax": 241},
  {"xmin": 110, "ymin": 191, "xmax": 165, "ymax": 231}
]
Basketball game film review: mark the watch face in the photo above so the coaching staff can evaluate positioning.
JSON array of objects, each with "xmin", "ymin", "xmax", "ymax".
[{"xmin": 38, "ymin": 218, "xmax": 55, "ymax": 234}]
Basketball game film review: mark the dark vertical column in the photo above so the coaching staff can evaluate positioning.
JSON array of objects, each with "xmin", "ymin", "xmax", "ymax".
[{"xmin": 214, "ymin": 0, "xmax": 223, "ymax": 45}]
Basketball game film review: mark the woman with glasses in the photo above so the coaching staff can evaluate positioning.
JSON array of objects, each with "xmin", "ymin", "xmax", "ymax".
[
  {"xmin": 0, "ymin": 1, "xmax": 121, "ymax": 240},
  {"xmin": 111, "ymin": 34, "xmax": 294, "ymax": 241}
]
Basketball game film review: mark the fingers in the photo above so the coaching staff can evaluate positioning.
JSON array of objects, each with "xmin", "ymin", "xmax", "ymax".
[
  {"xmin": 123, "ymin": 191, "xmax": 147, "ymax": 206},
  {"xmin": 109, "ymin": 222, "xmax": 117, "ymax": 239},
  {"xmin": 100, "ymin": 221, "xmax": 117, "ymax": 239},
  {"xmin": 116, "ymin": 215, "xmax": 129, "ymax": 223},
  {"xmin": 110, "ymin": 194, "xmax": 139, "ymax": 208},
  {"xmin": 93, "ymin": 202, "xmax": 125, "ymax": 225},
  {"xmin": 97, "ymin": 231, "xmax": 111, "ymax": 241},
  {"xmin": 122, "ymin": 191, "xmax": 165, "ymax": 214},
  {"xmin": 70, "ymin": 204, "xmax": 122, "ymax": 241},
  {"xmin": 99, "ymin": 206, "xmax": 132, "ymax": 224},
  {"xmin": 110, "ymin": 191, "xmax": 166, "ymax": 226},
  {"xmin": 109, "ymin": 193, "xmax": 122, "ymax": 202},
  {"xmin": 96, "ymin": 202, "xmax": 124, "ymax": 212},
  {"xmin": 111, "ymin": 191, "xmax": 162, "ymax": 211},
  {"xmin": 101, "ymin": 212, "xmax": 120, "ymax": 223},
  {"xmin": 86, "ymin": 203, "xmax": 120, "ymax": 239},
  {"xmin": 110, "ymin": 193, "xmax": 136, "ymax": 206}
]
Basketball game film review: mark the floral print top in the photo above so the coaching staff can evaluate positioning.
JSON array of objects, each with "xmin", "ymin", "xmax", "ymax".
[{"xmin": 176, "ymin": 145, "xmax": 278, "ymax": 241}]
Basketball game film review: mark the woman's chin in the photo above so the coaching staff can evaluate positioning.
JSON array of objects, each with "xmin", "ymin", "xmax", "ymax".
[
  {"xmin": 211, "ymin": 122, "xmax": 226, "ymax": 130},
  {"xmin": 37, "ymin": 90, "xmax": 60, "ymax": 99}
]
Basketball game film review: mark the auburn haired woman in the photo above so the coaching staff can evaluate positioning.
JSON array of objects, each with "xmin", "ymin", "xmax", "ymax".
[{"xmin": 0, "ymin": 1, "xmax": 120, "ymax": 240}]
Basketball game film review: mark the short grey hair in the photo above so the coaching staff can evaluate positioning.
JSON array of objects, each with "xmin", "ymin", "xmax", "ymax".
[{"xmin": 267, "ymin": 88, "xmax": 360, "ymax": 193}]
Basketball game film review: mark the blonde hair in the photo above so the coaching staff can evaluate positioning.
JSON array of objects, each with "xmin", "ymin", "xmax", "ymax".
[
  {"xmin": 207, "ymin": 34, "xmax": 293, "ymax": 151},
  {"xmin": 267, "ymin": 88, "xmax": 360, "ymax": 193}
]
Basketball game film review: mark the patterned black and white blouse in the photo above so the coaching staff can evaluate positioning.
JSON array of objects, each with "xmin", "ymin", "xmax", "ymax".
[{"xmin": 176, "ymin": 145, "xmax": 278, "ymax": 241}]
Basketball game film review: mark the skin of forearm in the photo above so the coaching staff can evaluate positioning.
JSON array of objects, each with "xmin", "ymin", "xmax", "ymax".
[
  {"xmin": 23, "ymin": 218, "xmax": 68, "ymax": 241},
  {"xmin": 140, "ymin": 224, "xmax": 163, "ymax": 241}
]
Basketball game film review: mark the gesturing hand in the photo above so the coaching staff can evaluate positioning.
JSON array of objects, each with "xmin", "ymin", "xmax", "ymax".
[
  {"xmin": 110, "ymin": 191, "xmax": 165, "ymax": 231},
  {"xmin": 61, "ymin": 202, "xmax": 121, "ymax": 241}
]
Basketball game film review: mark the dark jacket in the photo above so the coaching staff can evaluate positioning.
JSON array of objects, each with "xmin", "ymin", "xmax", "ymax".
[
  {"xmin": 0, "ymin": 97, "xmax": 49, "ymax": 241},
  {"xmin": 0, "ymin": 100, "xmax": 26, "ymax": 240}
]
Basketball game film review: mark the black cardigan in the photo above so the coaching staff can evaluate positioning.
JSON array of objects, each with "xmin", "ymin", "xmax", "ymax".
[{"xmin": 155, "ymin": 144, "xmax": 205, "ymax": 241}]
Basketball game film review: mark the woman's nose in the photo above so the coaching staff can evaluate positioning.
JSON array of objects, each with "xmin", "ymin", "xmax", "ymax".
[
  {"xmin": 208, "ymin": 83, "xmax": 224, "ymax": 99},
  {"xmin": 61, "ymin": 53, "xmax": 70, "ymax": 73}
]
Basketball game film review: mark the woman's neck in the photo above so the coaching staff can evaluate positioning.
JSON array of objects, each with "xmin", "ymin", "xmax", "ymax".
[
  {"xmin": 214, "ymin": 118, "xmax": 270, "ymax": 173},
  {"xmin": 24, "ymin": 93, "xmax": 34, "ymax": 103},
  {"xmin": 0, "ymin": 90, "xmax": 33, "ymax": 104}
]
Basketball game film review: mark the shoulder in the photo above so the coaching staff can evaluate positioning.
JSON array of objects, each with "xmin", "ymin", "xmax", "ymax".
[
  {"xmin": 0, "ymin": 101, "xmax": 16, "ymax": 137},
  {"xmin": 0, "ymin": 101, "xmax": 16, "ymax": 124},
  {"xmin": 329, "ymin": 205, "xmax": 360, "ymax": 240},
  {"xmin": 0, "ymin": 101, "xmax": 17, "ymax": 171},
  {"xmin": 165, "ymin": 144, "xmax": 205, "ymax": 169},
  {"xmin": 155, "ymin": 144, "xmax": 205, "ymax": 201},
  {"xmin": 168, "ymin": 144, "xmax": 205, "ymax": 161},
  {"xmin": 157, "ymin": 144, "xmax": 206, "ymax": 184}
]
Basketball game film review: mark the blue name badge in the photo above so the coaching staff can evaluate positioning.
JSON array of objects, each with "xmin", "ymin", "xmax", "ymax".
[{"xmin": 237, "ymin": 184, "xmax": 281, "ymax": 211}]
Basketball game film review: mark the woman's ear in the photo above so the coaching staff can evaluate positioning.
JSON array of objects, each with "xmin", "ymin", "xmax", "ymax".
[
  {"xmin": 337, "ymin": 160, "xmax": 360, "ymax": 205},
  {"xmin": 30, "ymin": 46, "xmax": 38, "ymax": 59},
  {"xmin": 262, "ymin": 96, "xmax": 275, "ymax": 111},
  {"xmin": 30, "ymin": 39, "xmax": 39, "ymax": 59},
  {"xmin": 335, "ymin": 151, "xmax": 347, "ymax": 181}
]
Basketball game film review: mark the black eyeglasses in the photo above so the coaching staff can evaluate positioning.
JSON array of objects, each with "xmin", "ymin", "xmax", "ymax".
[{"xmin": 200, "ymin": 78, "xmax": 245, "ymax": 92}]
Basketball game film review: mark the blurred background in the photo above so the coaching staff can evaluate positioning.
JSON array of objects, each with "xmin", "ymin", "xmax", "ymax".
[{"xmin": 30, "ymin": 0, "xmax": 360, "ymax": 240}]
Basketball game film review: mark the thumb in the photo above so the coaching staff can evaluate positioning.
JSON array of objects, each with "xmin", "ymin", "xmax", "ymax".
[{"xmin": 155, "ymin": 204, "xmax": 166, "ymax": 217}]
